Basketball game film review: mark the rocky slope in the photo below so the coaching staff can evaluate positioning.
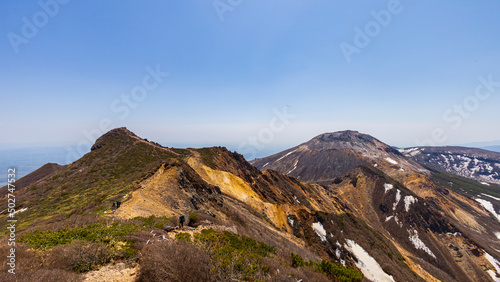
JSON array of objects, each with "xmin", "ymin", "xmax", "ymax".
[
  {"xmin": 399, "ymin": 146, "xmax": 500, "ymax": 185},
  {"xmin": 252, "ymin": 130, "xmax": 500, "ymax": 282},
  {"xmin": 1, "ymin": 128, "xmax": 500, "ymax": 281}
]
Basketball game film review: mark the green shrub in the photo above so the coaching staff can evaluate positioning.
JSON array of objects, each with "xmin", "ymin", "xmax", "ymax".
[
  {"xmin": 289, "ymin": 253, "xmax": 363, "ymax": 282},
  {"xmin": 20, "ymin": 216, "xmax": 173, "ymax": 251},
  {"xmin": 189, "ymin": 211, "xmax": 199, "ymax": 224},
  {"xmin": 19, "ymin": 222, "xmax": 139, "ymax": 250},
  {"xmin": 291, "ymin": 252, "xmax": 305, "ymax": 267},
  {"xmin": 133, "ymin": 215, "xmax": 171, "ymax": 229},
  {"xmin": 175, "ymin": 232, "xmax": 192, "ymax": 243},
  {"xmin": 193, "ymin": 229, "xmax": 276, "ymax": 280},
  {"xmin": 197, "ymin": 148, "xmax": 218, "ymax": 168},
  {"xmin": 316, "ymin": 259, "xmax": 363, "ymax": 282}
]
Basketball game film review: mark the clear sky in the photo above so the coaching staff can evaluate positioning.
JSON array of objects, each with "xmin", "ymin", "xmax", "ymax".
[{"xmin": 1, "ymin": 1, "xmax": 500, "ymax": 159}]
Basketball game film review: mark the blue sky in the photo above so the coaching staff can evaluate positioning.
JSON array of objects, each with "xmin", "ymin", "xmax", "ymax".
[{"xmin": 1, "ymin": 0, "xmax": 500, "ymax": 159}]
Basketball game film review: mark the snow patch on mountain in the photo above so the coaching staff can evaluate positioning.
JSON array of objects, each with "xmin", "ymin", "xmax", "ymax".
[
  {"xmin": 404, "ymin": 196, "xmax": 418, "ymax": 212},
  {"xmin": 408, "ymin": 229, "xmax": 436, "ymax": 259},
  {"xmin": 393, "ymin": 189, "xmax": 401, "ymax": 210},
  {"xmin": 312, "ymin": 222, "xmax": 327, "ymax": 242},
  {"xmin": 495, "ymin": 232, "xmax": 500, "ymax": 240},
  {"xmin": 484, "ymin": 251, "xmax": 500, "ymax": 282},
  {"xmin": 385, "ymin": 157, "xmax": 398, "ymax": 165},
  {"xmin": 475, "ymin": 198, "xmax": 500, "ymax": 222},
  {"xmin": 344, "ymin": 239, "xmax": 395, "ymax": 282},
  {"xmin": 384, "ymin": 183, "xmax": 393, "ymax": 193},
  {"xmin": 275, "ymin": 149, "xmax": 297, "ymax": 163},
  {"xmin": 386, "ymin": 214, "xmax": 403, "ymax": 227},
  {"xmin": 398, "ymin": 147, "xmax": 421, "ymax": 156},
  {"xmin": 482, "ymin": 193, "xmax": 500, "ymax": 201},
  {"xmin": 286, "ymin": 159, "xmax": 299, "ymax": 174},
  {"xmin": 394, "ymin": 216, "xmax": 403, "ymax": 228},
  {"xmin": 293, "ymin": 195, "xmax": 300, "ymax": 204}
]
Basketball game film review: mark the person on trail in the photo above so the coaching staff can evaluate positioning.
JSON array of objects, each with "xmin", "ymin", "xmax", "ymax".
[{"xmin": 179, "ymin": 214, "xmax": 185, "ymax": 228}]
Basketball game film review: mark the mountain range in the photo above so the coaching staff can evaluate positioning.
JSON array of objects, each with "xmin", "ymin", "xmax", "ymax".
[
  {"xmin": 1, "ymin": 128, "xmax": 500, "ymax": 281},
  {"xmin": 399, "ymin": 146, "xmax": 500, "ymax": 185}
]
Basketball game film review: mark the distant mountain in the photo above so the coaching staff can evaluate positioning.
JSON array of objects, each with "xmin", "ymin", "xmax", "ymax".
[
  {"xmin": 0, "ymin": 163, "xmax": 62, "ymax": 199},
  {"xmin": 456, "ymin": 141, "xmax": 500, "ymax": 153},
  {"xmin": 399, "ymin": 146, "xmax": 500, "ymax": 185},
  {"xmin": 250, "ymin": 130, "xmax": 426, "ymax": 184},
  {"xmin": 0, "ymin": 146, "xmax": 76, "ymax": 186}
]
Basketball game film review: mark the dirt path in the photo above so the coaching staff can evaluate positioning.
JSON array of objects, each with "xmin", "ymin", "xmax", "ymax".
[{"xmin": 83, "ymin": 263, "xmax": 139, "ymax": 282}]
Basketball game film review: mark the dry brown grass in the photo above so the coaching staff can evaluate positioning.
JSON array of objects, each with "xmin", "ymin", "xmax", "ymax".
[
  {"xmin": 46, "ymin": 240, "xmax": 112, "ymax": 273},
  {"xmin": 138, "ymin": 240, "xmax": 212, "ymax": 282},
  {"xmin": 0, "ymin": 269, "xmax": 82, "ymax": 282},
  {"xmin": 0, "ymin": 241, "xmax": 83, "ymax": 281}
]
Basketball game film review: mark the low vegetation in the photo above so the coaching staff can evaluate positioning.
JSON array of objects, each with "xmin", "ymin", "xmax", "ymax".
[
  {"xmin": 430, "ymin": 166, "xmax": 500, "ymax": 198},
  {"xmin": 16, "ymin": 216, "xmax": 172, "ymax": 273},
  {"xmin": 291, "ymin": 252, "xmax": 363, "ymax": 282},
  {"xmin": 196, "ymin": 147, "xmax": 220, "ymax": 169},
  {"xmin": 193, "ymin": 229, "xmax": 275, "ymax": 281}
]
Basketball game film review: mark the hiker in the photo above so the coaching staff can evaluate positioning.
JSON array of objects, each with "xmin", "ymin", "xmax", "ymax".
[
  {"xmin": 116, "ymin": 201, "xmax": 121, "ymax": 209},
  {"xmin": 179, "ymin": 214, "xmax": 185, "ymax": 228},
  {"xmin": 112, "ymin": 202, "xmax": 116, "ymax": 209}
]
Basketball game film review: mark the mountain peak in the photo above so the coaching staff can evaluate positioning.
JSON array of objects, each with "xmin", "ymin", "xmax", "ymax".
[
  {"xmin": 305, "ymin": 130, "xmax": 381, "ymax": 152},
  {"xmin": 251, "ymin": 130, "xmax": 426, "ymax": 183},
  {"xmin": 313, "ymin": 130, "xmax": 372, "ymax": 141},
  {"xmin": 315, "ymin": 130, "xmax": 360, "ymax": 137},
  {"xmin": 91, "ymin": 127, "xmax": 138, "ymax": 151},
  {"xmin": 105, "ymin": 127, "xmax": 136, "ymax": 137}
]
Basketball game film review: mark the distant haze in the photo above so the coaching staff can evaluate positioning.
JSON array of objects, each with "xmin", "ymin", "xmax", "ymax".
[{"xmin": 482, "ymin": 146, "xmax": 500, "ymax": 153}]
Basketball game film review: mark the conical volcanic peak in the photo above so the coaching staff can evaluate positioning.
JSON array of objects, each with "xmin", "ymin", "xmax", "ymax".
[
  {"xmin": 250, "ymin": 130, "xmax": 425, "ymax": 184},
  {"xmin": 306, "ymin": 130, "xmax": 388, "ymax": 153}
]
